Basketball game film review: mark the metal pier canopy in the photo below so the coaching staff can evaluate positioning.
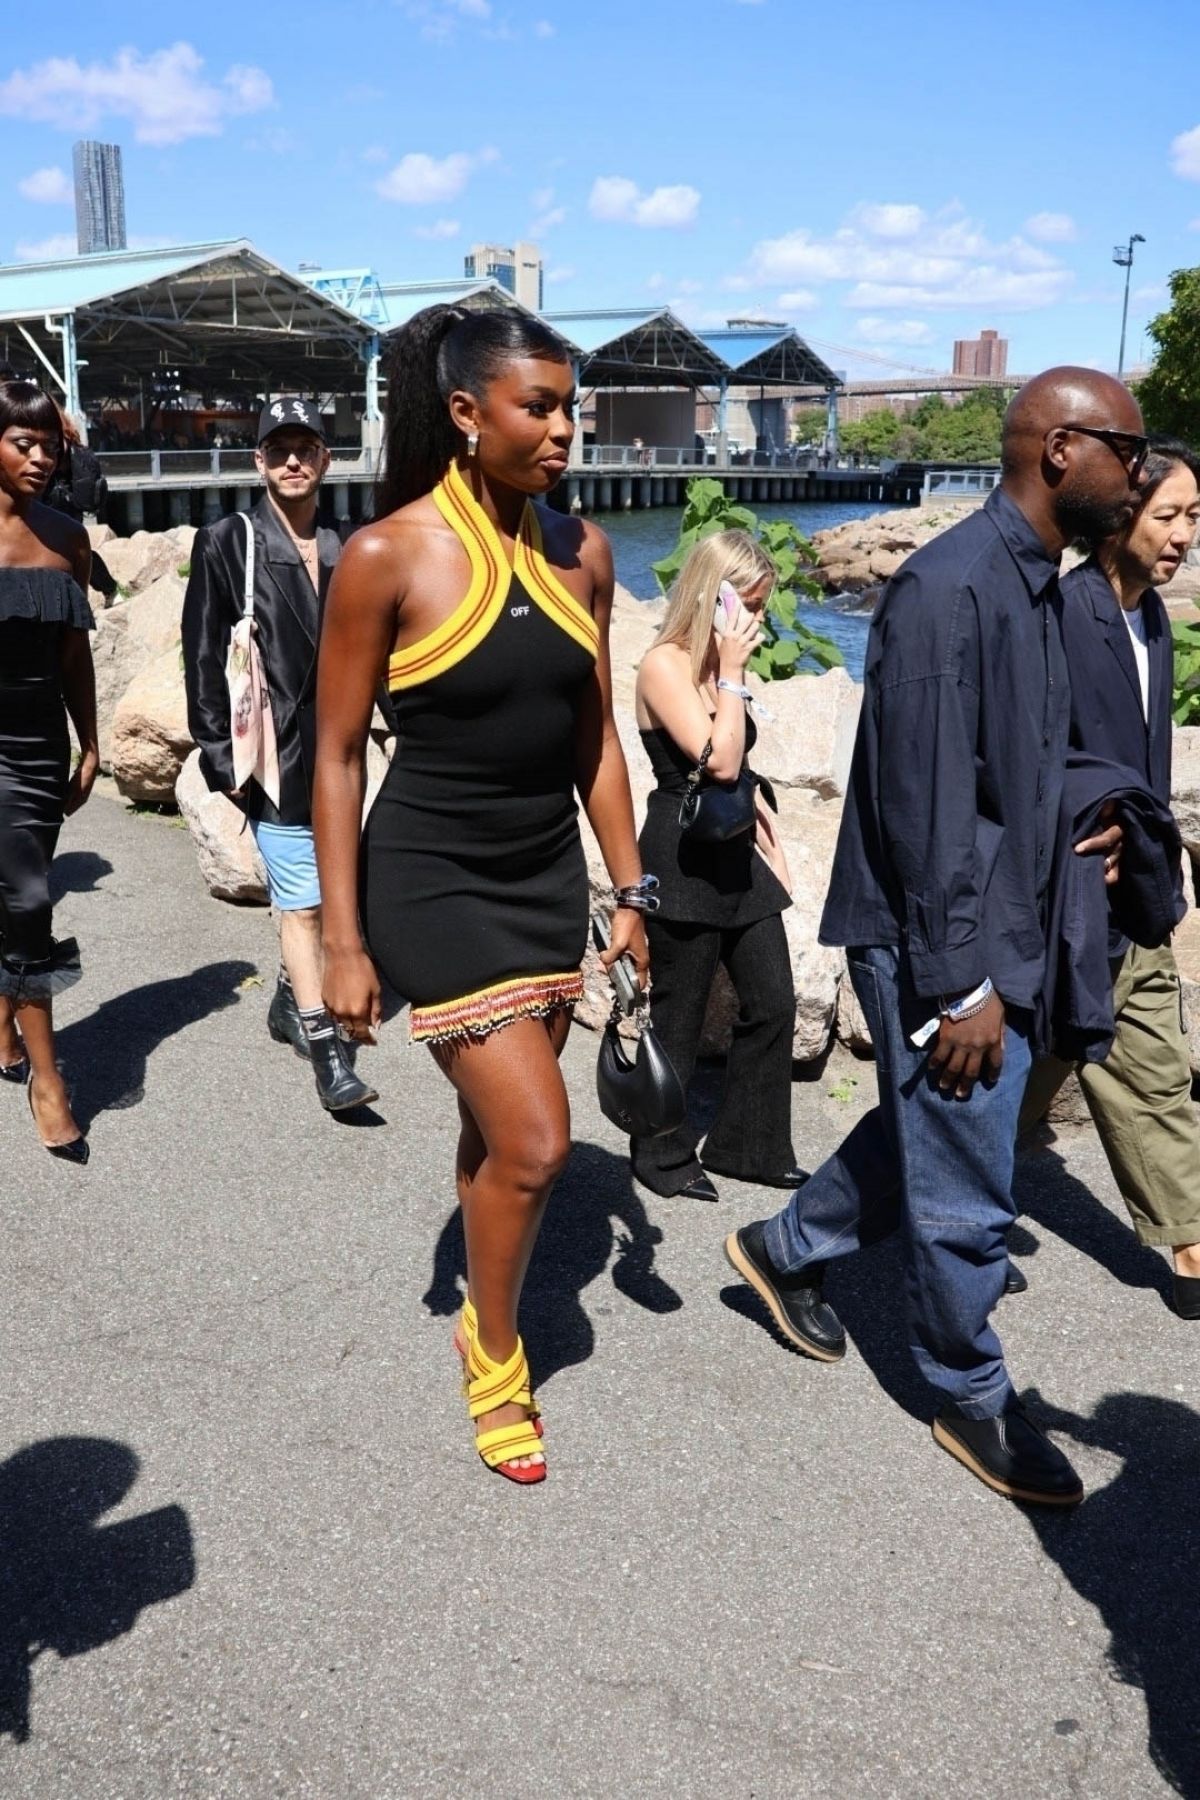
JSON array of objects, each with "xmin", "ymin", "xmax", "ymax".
[{"xmin": 0, "ymin": 239, "xmax": 374, "ymax": 420}]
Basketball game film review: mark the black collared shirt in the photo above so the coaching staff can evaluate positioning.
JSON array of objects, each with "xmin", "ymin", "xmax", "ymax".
[{"xmin": 820, "ymin": 487, "xmax": 1070, "ymax": 1005}]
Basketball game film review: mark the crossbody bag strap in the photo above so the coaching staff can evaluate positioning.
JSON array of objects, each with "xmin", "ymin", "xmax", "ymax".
[
  {"xmin": 240, "ymin": 512, "xmax": 255, "ymax": 621},
  {"xmin": 684, "ymin": 737, "xmax": 714, "ymax": 792}
]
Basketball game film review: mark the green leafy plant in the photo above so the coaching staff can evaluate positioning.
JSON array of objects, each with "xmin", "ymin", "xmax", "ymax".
[
  {"xmin": 650, "ymin": 477, "xmax": 842, "ymax": 682},
  {"xmin": 176, "ymin": 561, "xmax": 191, "ymax": 577},
  {"xmin": 828, "ymin": 1075, "xmax": 858, "ymax": 1103},
  {"xmin": 1172, "ymin": 608, "xmax": 1200, "ymax": 724}
]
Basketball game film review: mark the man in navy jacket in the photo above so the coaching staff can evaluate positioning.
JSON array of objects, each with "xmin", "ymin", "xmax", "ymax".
[
  {"xmin": 1021, "ymin": 441, "xmax": 1200, "ymax": 1321},
  {"xmin": 725, "ymin": 368, "xmax": 1145, "ymax": 1507}
]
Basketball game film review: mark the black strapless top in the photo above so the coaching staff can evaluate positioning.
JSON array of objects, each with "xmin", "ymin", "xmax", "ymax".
[
  {"xmin": 637, "ymin": 712, "xmax": 790, "ymax": 928},
  {"xmin": 0, "ymin": 567, "xmax": 94, "ymax": 691}
]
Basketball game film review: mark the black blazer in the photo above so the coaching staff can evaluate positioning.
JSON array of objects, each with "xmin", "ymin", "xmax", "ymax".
[
  {"xmin": 1059, "ymin": 558, "xmax": 1174, "ymax": 807},
  {"xmin": 181, "ymin": 497, "xmax": 340, "ymax": 824}
]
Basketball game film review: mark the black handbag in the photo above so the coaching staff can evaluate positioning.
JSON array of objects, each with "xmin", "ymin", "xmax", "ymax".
[
  {"xmin": 596, "ymin": 995, "xmax": 686, "ymax": 1139},
  {"xmin": 678, "ymin": 739, "xmax": 758, "ymax": 842}
]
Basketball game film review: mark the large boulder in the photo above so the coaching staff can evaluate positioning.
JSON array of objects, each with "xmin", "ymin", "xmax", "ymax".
[
  {"xmin": 91, "ymin": 572, "xmax": 186, "ymax": 769},
  {"xmin": 110, "ymin": 647, "xmax": 194, "ymax": 803},
  {"xmin": 750, "ymin": 665, "xmax": 861, "ymax": 800},
  {"xmin": 102, "ymin": 528, "xmax": 193, "ymax": 597},
  {"xmin": 175, "ymin": 749, "xmax": 268, "ymax": 905}
]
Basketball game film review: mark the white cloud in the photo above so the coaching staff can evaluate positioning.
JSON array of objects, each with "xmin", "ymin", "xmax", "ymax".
[
  {"xmin": 400, "ymin": 0, "xmax": 491, "ymax": 40},
  {"xmin": 14, "ymin": 232, "xmax": 77, "ymax": 262},
  {"xmin": 1025, "ymin": 210, "xmax": 1077, "ymax": 244},
  {"xmin": 1132, "ymin": 282, "xmax": 1165, "ymax": 304},
  {"xmin": 747, "ymin": 202, "xmax": 1071, "ymax": 311},
  {"xmin": 18, "ymin": 165, "xmax": 72, "ymax": 204},
  {"xmin": 1171, "ymin": 123, "xmax": 1200, "ymax": 180},
  {"xmin": 529, "ymin": 187, "xmax": 566, "ymax": 235},
  {"xmin": 850, "ymin": 202, "xmax": 924, "ymax": 240},
  {"xmin": 855, "ymin": 316, "xmax": 933, "ymax": 345},
  {"xmin": 545, "ymin": 264, "xmax": 575, "ymax": 284},
  {"xmin": 534, "ymin": 19, "xmax": 555, "ymax": 35},
  {"xmin": 414, "ymin": 217, "xmax": 460, "ymax": 239},
  {"xmin": 776, "ymin": 288, "xmax": 817, "ymax": 311},
  {"xmin": 589, "ymin": 175, "xmax": 699, "ymax": 228},
  {"xmin": 645, "ymin": 271, "xmax": 665, "ymax": 291},
  {"xmin": 376, "ymin": 145, "xmax": 497, "ymax": 204},
  {"xmin": 0, "ymin": 43, "xmax": 274, "ymax": 146},
  {"xmin": 361, "ymin": 145, "xmax": 389, "ymax": 165}
]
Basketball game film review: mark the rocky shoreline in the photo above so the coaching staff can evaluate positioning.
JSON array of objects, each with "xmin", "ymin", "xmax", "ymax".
[{"xmin": 85, "ymin": 521, "xmax": 1200, "ymax": 1081}]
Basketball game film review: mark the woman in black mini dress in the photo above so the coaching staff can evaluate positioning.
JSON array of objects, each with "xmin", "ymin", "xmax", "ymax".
[
  {"xmin": 632, "ymin": 529, "xmax": 805, "ymax": 1203},
  {"xmin": 0, "ymin": 381, "xmax": 98, "ymax": 1162},
  {"xmin": 314, "ymin": 309, "xmax": 649, "ymax": 1484}
]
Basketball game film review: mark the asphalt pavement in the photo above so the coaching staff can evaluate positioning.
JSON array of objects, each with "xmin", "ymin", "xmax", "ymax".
[{"xmin": 1, "ymin": 790, "xmax": 1197, "ymax": 1799}]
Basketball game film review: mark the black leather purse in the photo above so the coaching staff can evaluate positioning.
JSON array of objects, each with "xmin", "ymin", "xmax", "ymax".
[
  {"xmin": 596, "ymin": 994, "xmax": 686, "ymax": 1139},
  {"xmin": 678, "ymin": 739, "xmax": 759, "ymax": 843}
]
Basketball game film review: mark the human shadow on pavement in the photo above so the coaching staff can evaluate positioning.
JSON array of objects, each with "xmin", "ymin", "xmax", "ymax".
[
  {"xmin": 49, "ymin": 851, "xmax": 113, "ymax": 904},
  {"xmin": 0, "ymin": 1437, "xmax": 194, "ymax": 1744},
  {"xmin": 1014, "ymin": 1146, "xmax": 1174, "ymax": 1309},
  {"xmin": 55, "ymin": 959, "xmax": 256, "ymax": 1127},
  {"xmin": 423, "ymin": 1141, "xmax": 682, "ymax": 1387},
  {"xmin": 1021, "ymin": 1389, "xmax": 1200, "ymax": 1798}
]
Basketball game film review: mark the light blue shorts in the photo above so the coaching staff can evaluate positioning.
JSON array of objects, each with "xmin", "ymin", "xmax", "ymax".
[{"xmin": 249, "ymin": 820, "xmax": 322, "ymax": 912}]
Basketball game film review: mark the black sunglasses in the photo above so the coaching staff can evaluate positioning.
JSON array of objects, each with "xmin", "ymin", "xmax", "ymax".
[{"xmin": 1054, "ymin": 423, "xmax": 1149, "ymax": 477}]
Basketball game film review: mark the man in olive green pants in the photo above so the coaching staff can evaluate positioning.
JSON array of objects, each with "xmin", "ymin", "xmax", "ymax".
[
  {"xmin": 1021, "ymin": 941, "xmax": 1200, "ymax": 1256},
  {"xmin": 1020, "ymin": 440, "xmax": 1200, "ymax": 1319}
]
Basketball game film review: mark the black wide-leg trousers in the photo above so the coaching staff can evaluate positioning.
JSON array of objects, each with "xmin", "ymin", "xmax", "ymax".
[{"xmin": 631, "ymin": 912, "xmax": 796, "ymax": 1195}]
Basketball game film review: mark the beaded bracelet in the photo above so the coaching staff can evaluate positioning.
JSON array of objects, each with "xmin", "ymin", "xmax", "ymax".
[{"xmin": 613, "ymin": 874, "xmax": 661, "ymax": 914}]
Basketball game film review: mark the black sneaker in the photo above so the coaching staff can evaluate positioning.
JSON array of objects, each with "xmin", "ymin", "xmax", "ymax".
[
  {"xmin": 932, "ymin": 1404, "xmax": 1083, "ymax": 1506},
  {"xmin": 1004, "ymin": 1262, "xmax": 1028, "ymax": 1295},
  {"xmin": 723, "ymin": 1220, "xmax": 846, "ymax": 1361}
]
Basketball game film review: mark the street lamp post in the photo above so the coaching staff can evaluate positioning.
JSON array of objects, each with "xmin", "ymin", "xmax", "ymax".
[{"xmin": 1113, "ymin": 233, "xmax": 1145, "ymax": 378}]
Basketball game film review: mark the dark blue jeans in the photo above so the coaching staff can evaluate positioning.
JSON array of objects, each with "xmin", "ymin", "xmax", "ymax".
[{"xmin": 764, "ymin": 944, "xmax": 1032, "ymax": 1419}]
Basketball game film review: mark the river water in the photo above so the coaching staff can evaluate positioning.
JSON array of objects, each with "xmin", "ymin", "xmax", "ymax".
[{"xmin": 600, "ymin": 497, "xmax": 899, "ymax": 681}]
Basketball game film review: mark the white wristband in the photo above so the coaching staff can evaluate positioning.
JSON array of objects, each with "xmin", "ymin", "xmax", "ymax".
[
  {"xmin": 940, "ymin": 977, "xmax": 993, "ymax": 1020},
  {"xmin": 716, "ymin": 678, "xmax": 752, "ymax": 700}
]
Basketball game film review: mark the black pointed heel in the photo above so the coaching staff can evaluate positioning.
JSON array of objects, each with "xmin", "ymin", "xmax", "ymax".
[
  {"xmin": 1, "ymin": 1053, "xmax": 30, "ymax": 1084},
  {"xmin": 27, "ymin": 1076, "xmax": 89, "ymax": 1165}
]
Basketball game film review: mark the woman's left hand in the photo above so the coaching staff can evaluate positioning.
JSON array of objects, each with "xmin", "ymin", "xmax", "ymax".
[
  {"xmin": 64, "ymin": 747, "xmax": 99, "ymax": 816},
  {"xmin": 605, "ymin": 907, "xmax": 651, "ymax": 992}
]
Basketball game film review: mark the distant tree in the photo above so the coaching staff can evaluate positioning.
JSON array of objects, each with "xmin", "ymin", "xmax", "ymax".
[
  {"xmin": 790, "ymin": 406, "xmax": 827, "ymax": 444},
  {"xmin": 1138, "ymin": 267, "xmax": 1200, "ymax": 441}
]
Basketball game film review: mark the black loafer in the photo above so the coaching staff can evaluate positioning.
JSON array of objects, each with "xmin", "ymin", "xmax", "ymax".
[
  {"xmin": 703, "ymin": 1161, "xmax": 809, "ymax": 1191},
  {"xmin": 932, "ymin": 1404, "xmax": 1083, "ymax": 1506},
  {"xmin": 723, "ymin": 1220, "xmax": 846, "ymax": 1361},
  {"xmin": 1174, "ymin": 1273, "xmax": 1200, "ymax": 1320},
  {"xmin": 1004, "ymin": 1262, "xmax": 1028, "ymax": 1295}
]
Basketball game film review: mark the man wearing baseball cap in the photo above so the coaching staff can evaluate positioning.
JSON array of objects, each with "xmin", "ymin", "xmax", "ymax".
[{"xmin": 182, "ymin": 398, "xmax": 378, "ymax": 1113}]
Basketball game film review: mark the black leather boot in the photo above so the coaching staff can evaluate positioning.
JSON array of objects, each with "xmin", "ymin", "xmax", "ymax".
[
  {"xmin": 932, "ymin": 1404, "xmax": 1083, "ymax": 1506},
  {"xmin": 267, "ymin": 977, "xmax": 310, "ymax": 1060},
  {"xmin": 306, "ymin": 1016, "xmax": 378, "ymax": 1113}
]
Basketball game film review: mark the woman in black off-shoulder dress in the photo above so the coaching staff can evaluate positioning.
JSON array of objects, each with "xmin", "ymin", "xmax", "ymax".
[{"xmin": 0, "ymin": 381, "xmax": 99, "ymax": 1163}]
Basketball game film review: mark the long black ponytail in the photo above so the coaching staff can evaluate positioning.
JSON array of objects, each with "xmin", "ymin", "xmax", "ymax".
[{"xmin": 375, "ymin": 304, "xmax": 570, "ymax": 516}]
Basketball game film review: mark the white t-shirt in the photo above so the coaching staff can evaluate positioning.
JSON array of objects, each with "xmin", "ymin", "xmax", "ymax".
[{"xmin": 1120, "ymin": 601, "xmax": 1151, "ymax": 723}]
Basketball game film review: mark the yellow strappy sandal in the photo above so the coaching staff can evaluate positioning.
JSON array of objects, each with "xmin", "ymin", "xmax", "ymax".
[
  {"xmin": 455, "ymin": 1298, "xmax": 543, "ymax": 1437},
  {"xmin": 465, "ymin": 1332, "xmax": 546, "ymax": 1485}
]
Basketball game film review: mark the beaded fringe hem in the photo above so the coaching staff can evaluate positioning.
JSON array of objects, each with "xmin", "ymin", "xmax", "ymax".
[{"xmin": 411, "ymin": 970, "xmax": 583, "ymax": 1046}]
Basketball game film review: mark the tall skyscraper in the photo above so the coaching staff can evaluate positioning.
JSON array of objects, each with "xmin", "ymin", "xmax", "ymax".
[
  {"xmin": 464, "ymin": 241, "xmax": 543, "ymax": 310},
  {"xmin": 952, "ymin": 328, "xmax": 1008, "ymax": 379},
  {"xmin": 73, "ymin": 141, "xmax": 127, "ymax": 255}
]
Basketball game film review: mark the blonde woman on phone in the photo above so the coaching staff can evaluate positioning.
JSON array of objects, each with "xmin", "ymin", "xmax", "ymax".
[{"xmin": 631, "ymin": 529, "xmax": 805, "ymax": 1202}]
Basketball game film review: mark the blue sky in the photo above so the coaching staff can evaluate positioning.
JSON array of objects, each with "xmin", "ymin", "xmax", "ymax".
[{"xmin": 3, "ymin": 0, "xmax": 1199, "ymax": 379}]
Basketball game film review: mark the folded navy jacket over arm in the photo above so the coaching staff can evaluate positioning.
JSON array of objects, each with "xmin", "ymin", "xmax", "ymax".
[{"xmin": 1040, "ymin": 751, "xmax": 1185, "ymax": 1063}]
